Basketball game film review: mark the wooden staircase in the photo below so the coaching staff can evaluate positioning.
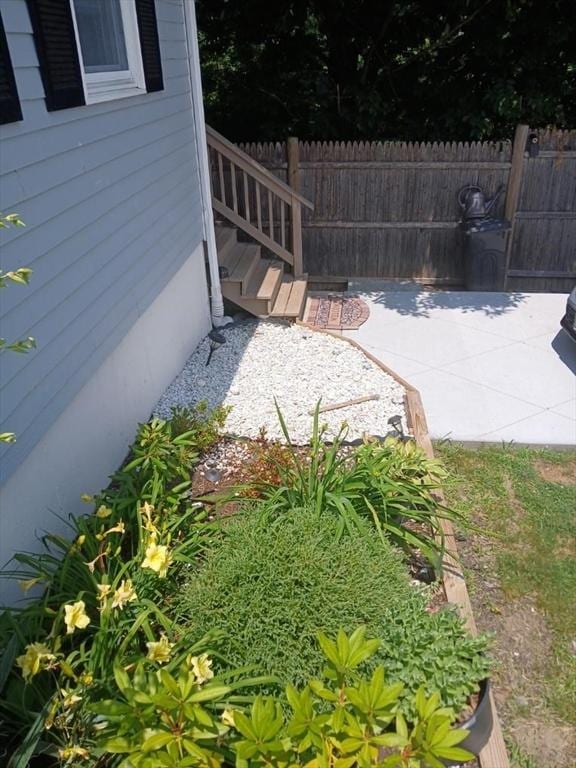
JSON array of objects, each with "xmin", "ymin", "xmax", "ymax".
[
  {"xmin": 216, "ymin": 226, "xmax": 308, "ymax": 318},
  {"xmin": 207, "ymin": 126, "xmax": 314, "ymax": 320}
]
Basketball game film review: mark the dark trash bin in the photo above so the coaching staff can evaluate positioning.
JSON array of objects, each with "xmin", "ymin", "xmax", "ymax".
[{"xmin": 459, "ymin": 218, "xmax": 511, "ymax": 291}]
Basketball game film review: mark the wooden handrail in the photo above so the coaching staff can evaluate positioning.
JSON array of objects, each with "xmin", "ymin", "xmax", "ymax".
[
  {"xmin": 206, "ymin": 126, "xmax": 314, "ymax": 209},
  {"xmin": 206, "ymin": 126, "xmax": 313, "ymax": 276}
]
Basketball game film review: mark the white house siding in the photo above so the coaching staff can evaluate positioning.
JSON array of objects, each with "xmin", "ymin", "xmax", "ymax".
[{"xmin": 0, "ymin": 0, "xmax": 211, "ymax": 590}]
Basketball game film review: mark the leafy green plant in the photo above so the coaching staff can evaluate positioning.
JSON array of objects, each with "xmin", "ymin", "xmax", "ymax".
[
  {"xmin": 279, "ymin": 627, "xmax": 473, "ymax": 768},
  {"xmin": 376, "ymin": 599, "xmax": 490, "ymax": 722},
  {"xmin": 179, "ymin": 505, "xmax": 490, "ymax": 717},
  {"xmin": 93, "ymin": 628, "xmax": 475, "ymax": 768},
  {"xmin": 89, "ymin": 647, "xmax": 276, "ymax": 768},
  {"xmin": 169, "ymin": 401, "xmax": 230, "ymax": 449},
  {"xmin": 107, "ymin": 417, "xmax": 198, "ymax": 506},
  {"xmin": 254, "ymin": 403, "xmax": 468, "ymax": 569},
  {"xmin": 0, "ymin": 213, "xmax": 35, "ymax": 443},
  {"xmin": 92, "ymin": 656, "xmax": 232, "ymax": 766}
]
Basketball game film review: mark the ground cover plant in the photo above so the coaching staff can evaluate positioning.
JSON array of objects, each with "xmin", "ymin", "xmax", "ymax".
[
  {"xmin": 179, "ymin": 504, "xmax": 490, "ymax": 721},
  {"xmin": 439, "ymin": 443, "xmax": 576, "ymax": 768}
]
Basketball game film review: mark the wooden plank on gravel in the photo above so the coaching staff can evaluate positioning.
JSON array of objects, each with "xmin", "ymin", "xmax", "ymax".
[
  {"xmin": 295, "ymin": 323, "xmax": 511, "ymax": 768},
  {"xmin": 309, "ymin": 393, "xmax": 380, "ymax": 415}
]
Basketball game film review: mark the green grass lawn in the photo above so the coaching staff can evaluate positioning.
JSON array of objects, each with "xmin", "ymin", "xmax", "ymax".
[{"xmin": 438, "ymin": 443, "xmax": 576, "ymax": 768}]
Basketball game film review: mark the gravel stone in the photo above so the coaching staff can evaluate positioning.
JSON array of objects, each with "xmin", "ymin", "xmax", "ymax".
[{"xmin": 155, "ymin": 320, "xmax": 408, "ymax": 444}]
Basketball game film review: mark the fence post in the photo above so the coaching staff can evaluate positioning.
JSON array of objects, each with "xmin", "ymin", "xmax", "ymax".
[
  {"xmin": 287, "ymin": 136, "xmax": 300, "ymax": 192},
  {"xmin": 291, "ymin": 200, "xmax": 303, "ymax": 276},
  {"xmin": 287, "ymin": 136, "xmax": 304, "ymax": 275},
  {"xmin": 503, "ymin": 124, "xmax": 529, "ymax": 288}
]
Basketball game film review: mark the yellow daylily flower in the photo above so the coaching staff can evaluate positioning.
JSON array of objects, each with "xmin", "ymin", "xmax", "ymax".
[
  {"xmin": 140, "ymin": 501, "xmax": 159, "ymax": 536},
  {"xmin": 146, "ymin": 633, "xmax": 173, "ymax": 664},
  {"xmin": 64, "ymin": 600, "xmax": 90, "ymax": 635},
  {"xmin": 95, "ymin": 505, "xmax": 112, "ymax": 519},
  {"xmin": 141, "ymin": 501, "xmax": 154, "ymax": 518},
  {"xmin": 221, "ymin": 708, "xmax": 236, "ymax": 727},
  {"xmin": 141, "ymin": 541, "xmax": 171, "ymax": 578},
  {"xmin": 190, "ymin": 653, "xmax": 214, "ymax": 684},
  {"xmin": 80, "ymin": 494, "xmax": 93, "ymax": 503},
  {"xmin": 96, "ymin": 583, "xmax": 111, "ymax": 605},
  {"xmin": 62, "ymin": 689, "xmax": 83, "ymax": 709},
  {"xmin": 16, "ymin": 642, "xmax": 56, "ymax": 682},
  {"xmin": 44, "ymin": 698, "xmax": 59, "ymax": 730},
  {"xmin": 111, "ymin": 579, "xmax": 138, "ymax": 609},
  {"xmin": 103, "ymin": 521, "xmax": 125, "ymax": 536},
  {"xmin": 75, "ymin": 534, "xmax": 86, "ymax": 547},
  {"xmin": 57, "ymin": 745, "xmax": 90, "ymax": 760},
  {"xmin": 85, "ymin": 552, "xmax": 106, "ymax": 573},
  {"xmin": 80, "ymin": 672, "xmax": 93, "ymax": 686}
]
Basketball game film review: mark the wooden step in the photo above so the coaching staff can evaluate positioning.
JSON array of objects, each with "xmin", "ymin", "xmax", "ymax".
[
  {"xmin": 221, "ymin": 243, "xmax": 260, "ymax": 293},
  {"xmin": 221, "ymin": 285, "xmax": 270, "ymax": 317},
  {"xmin": 215, "ymin": 226, "xmax": 237, "ymax": 262},
  {"xmin": 245, "ymin": 260, "xmax": 284, "ymax": 303},
  {"xmin": 270, "ymin": 275, "xmax": 308, "ymax": 318}
]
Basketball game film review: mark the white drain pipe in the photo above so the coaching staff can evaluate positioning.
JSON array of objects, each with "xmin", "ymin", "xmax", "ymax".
[{"xmin": 184, "ymin": 0, "xmax": 230, "ymax": 326}]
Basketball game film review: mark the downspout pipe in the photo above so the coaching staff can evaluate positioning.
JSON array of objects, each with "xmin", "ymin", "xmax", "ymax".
[{"xmin": 183, "ymin": 0, "xmax": 230, "ymax": 327}]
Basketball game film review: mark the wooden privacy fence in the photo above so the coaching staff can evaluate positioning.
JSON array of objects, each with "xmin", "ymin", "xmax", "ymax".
[{"xmin": 236, "ymin": 127, "xmax": 576, "ymax": 292}]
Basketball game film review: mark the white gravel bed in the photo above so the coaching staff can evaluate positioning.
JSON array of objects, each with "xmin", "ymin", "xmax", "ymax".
[{"xmin": 155, "ymin": 320, "xmax": 408, "ymax": 443}]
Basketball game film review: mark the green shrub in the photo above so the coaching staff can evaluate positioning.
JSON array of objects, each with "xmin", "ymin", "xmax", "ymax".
[
  {"xmin": 179, "ymin": 505, "xmax": 489, "ymax": 718},
  {"xmin": 254, "ymin": 404, "xmax": 468, "ymax": 570},
  {"xmin": 180, "ymin": 507, "xmax": 412, "ymax": 690}
]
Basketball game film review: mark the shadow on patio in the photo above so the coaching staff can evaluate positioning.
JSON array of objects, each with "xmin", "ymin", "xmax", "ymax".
[{"xmin": 348, "ymin": 279, "xmax": 527, "ymax": 318}]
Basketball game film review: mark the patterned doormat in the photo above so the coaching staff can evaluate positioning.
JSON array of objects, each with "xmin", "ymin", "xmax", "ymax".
[{"xmin": 303, "ymin": 293, "xmax": 370, "ymax": 330}]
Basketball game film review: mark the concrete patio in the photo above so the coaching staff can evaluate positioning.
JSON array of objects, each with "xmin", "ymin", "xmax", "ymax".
[{"xmin": 344, "ymin": 282, "xmax": 576, "ymax": 446}]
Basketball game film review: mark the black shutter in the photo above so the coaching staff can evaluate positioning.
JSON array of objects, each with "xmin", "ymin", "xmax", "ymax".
[
  {"xmin": 0, "ymin": 13, "xmax": 22, "ymax": 124},
  {"xmin": 135, "ymin": 0, "xmax": 164, "ymax": 93},
  {"xmin": 26, "ymin": 0, "xmax": 85, "ymax": 111}
]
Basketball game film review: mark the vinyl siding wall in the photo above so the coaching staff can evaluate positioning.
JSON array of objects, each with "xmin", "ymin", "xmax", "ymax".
[{"xmin": 0, "ymin": 0, "xmax": 208, "ymax": 484}]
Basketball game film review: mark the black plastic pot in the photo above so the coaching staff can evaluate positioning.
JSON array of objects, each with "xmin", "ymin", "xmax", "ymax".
[{"xmin": 443, "ymin": 679, "xmax": 493, "ymax": 766}]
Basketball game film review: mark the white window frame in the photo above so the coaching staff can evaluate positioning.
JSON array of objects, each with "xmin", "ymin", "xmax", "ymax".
[{"xmin": 69, "ymin": 0, "xmax": 146, "ymax": 105}]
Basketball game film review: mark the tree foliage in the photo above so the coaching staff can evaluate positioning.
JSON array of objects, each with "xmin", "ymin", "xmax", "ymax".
[{"xmin": 197, "ymin": 0, "xmax": 576, "ymax": 141}]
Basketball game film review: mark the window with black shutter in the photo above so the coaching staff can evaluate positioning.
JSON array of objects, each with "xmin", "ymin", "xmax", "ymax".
[
  {"xmin": 135, "ymin": 0, "xmax": 163, "ymax": 93},
  {"xmin": 0, "ymin": 13, "xmax": 22, "ymax": 124},
  {"xmin": 27, "ymin": 0, "xmax": 163, "ymax": 110},
  {"xmin": 26, "ymin": 0, "xmax": 85, "ymax": 111}
]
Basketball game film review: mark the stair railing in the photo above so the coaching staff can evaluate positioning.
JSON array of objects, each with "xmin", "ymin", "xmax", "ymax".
[{"xmin": 206, "ymin": 125, "xmax": 313, "ymax": 276}]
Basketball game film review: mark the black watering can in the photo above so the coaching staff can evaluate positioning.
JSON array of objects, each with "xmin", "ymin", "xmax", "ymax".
[{"xmin": 458, "ymin": 183, "xmax": 505, "ymax": 221}]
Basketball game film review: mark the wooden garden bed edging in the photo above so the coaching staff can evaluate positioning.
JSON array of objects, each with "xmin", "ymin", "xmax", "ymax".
[{"xmin": 297, "ymin": 323, "xmax": 510, "ymax": 768}]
